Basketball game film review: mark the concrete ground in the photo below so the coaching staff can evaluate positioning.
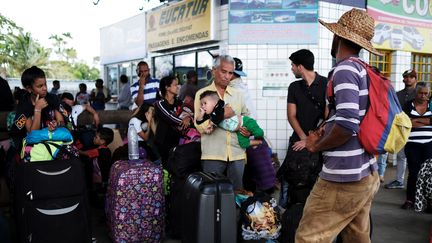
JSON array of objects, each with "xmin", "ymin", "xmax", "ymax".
[
  {"xmin": 3, "ymin": 164, "xmax": 429, "ymax": 242},
  {"xmin": 371, "ymin": 165, "xmax": 430, "ymax": 243},
  {"xmin": 90, "ymin": 165, "xmax": 431, "ymax": 243}
]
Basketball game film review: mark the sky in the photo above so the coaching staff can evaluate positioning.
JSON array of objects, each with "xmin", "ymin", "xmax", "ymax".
[{"xmin": 2, "ymin": 0, "xmax": 163, "ymax": 66}]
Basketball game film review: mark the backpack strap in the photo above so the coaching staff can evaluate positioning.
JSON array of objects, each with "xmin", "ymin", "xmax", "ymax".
[
  {"xmin": 300, "ymin": 82, "xmax": 325, "ymax": 114},
  {"xmin": 43, "ymin": 141, "xmax": 76, "ymax": 158},
  {"xmin": 41, "ymin": 142, "xmax": 55, "ymax": 160},
  {"xmin": 326, "ymin": 69, "xmax": 336, "ymax": 114}
]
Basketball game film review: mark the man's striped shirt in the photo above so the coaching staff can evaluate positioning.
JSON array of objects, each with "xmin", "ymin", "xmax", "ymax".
[
  {"xmin": 130, "ymin": 77, "xmax": 159, "ymax": 109},
  {"xmin": 321, "ymin": 57, "xmax": 377, "ymax": 183}
]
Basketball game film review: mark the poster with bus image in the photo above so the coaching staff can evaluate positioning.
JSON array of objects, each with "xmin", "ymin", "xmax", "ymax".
[
  {"xmin": 368, "ymin": 0, "xmax": 432, "ymax": 53},
  {"xmin": 228, "ymin": 0, "xmax": 319, "ymax": 44}
]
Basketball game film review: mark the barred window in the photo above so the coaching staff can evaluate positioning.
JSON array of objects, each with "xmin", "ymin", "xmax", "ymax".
[
  {"xmin": 369, "ymin": 50, "xmax": 392, "ymax": 78},
  {"xmin": 412, "ymin": 53, "xmax": 432, "ymax": 82}
]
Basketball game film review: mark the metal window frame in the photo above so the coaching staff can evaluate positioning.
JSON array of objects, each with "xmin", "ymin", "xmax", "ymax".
[
  {"xmin": 412, "ymin": 53, "xmax": 432, "ymax": 83},
  {"xmin": 369, "ymin": 50, "xmax": 392, "ymax": 78}
]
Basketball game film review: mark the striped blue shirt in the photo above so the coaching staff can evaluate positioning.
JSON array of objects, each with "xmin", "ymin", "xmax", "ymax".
[
  {"xmin": 130, "ymin": 77, "xmax": 160, "ymax": 109},
  {"xmin": 321, "ymin": 57, "xmax": 377, "ymax": 183}
]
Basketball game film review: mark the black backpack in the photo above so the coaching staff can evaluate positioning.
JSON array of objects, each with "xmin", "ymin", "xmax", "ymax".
[
  {"xmin": 167, "ymin": 142, "xmax": 201, "ymax": 179},
  {"xmin": 277, "ymin": 148, "xmax": 322, "ymax": 188}
]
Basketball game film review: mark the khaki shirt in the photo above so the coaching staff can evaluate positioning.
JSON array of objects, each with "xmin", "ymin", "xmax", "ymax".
[{"xmin": 194, "ymin": 82, "xmax": 250, "ymax": 161}]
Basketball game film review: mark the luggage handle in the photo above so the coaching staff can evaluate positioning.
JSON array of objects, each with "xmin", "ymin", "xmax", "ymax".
[
  {"xmin": 215, "ymin": 173, "xmax": 221, "ymax": 243},
  {"xmin": 36, "ymin": 202, "xmax": 79, "ymax": 215}
]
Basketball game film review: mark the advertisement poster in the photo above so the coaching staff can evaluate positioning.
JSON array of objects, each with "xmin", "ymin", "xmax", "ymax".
[
  {"xmin": 229, "ymin": 0, "xmax": 319, "ymax": 44},
  {"xmin": 321, "ymin": 0, "xmax": 365, "ymax": 8},
  {"xmin": 147, "ymin": 0, "xmax": 215, "ymax": 52},
  {"xmin": 368, "ymin": 1, "xmax": 432, "ymax": 53},
  {"xmin": 262, "ymin": 60, "xmax": 291, "ymax": 97}
]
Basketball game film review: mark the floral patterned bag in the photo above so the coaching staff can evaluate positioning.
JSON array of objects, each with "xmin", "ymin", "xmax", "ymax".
[{"xmin": 105, "ymin": 159, "xmax": 164, "ymax": 243}]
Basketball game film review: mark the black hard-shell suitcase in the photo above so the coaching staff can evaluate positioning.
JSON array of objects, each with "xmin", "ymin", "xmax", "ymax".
[
  {"xmin": 14, "ymin": 158, "xmax": 91, "ymax": 243},
  {"xmin": 182, "ymin": 172, "xmax": 236, "ymax": 243},
  {"xmin": 167, "ymin": 142, "xmax": 202, "ymax": 238}
]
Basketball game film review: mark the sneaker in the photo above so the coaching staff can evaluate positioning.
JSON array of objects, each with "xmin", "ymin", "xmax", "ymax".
[
  {"xmin": 401, "ymin": 200, "xmax": 414, "ymax": 210},
  {"xmin": 379, "ymin": 176, "xmax": 385, "ymax": 183},
  {"xmin": 384, "ymin": 180, "xmax": 404, "ymax": 189}
]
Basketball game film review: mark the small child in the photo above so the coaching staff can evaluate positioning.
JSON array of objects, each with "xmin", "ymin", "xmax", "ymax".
[
  {"xmin": 75, "ymin": 83, "xmax": 90, "ymax": 105},
  {"xmin": 11, "ymin": 66, "xmax": 64, "ymax": 151},
  {"xmin": 60, "ymin": 92, "xmax": 101, "ymax": 150},
  {"xmin": 196, "ymin": 90, "xmax": 263, "ymax": 148},
  {"xmin": 60, "ymin": 92, "xmax": 100, "ymax": 131},
  {"xmin": 79, "ymin": 127, "xmax": 114, "ymax": 189}
]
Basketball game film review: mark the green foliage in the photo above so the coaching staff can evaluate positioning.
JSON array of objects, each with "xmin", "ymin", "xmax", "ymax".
[
  {"xmin": 0, "ymin": 14, "xmax": 100, "ymax": 80},
  {"xmin": 49, "ymin": 32, "xmax": 77, "ymax": 62},
  {"xmin": 71, "ymin": 63, "xmax": 100, "ymax": 80},
  {"xmin": 0, "ymin": 13, "xmax": 23, "ymax": 67},
  {"xmin": 3, "ymin": 31, "xmax": 51, "ymax": 77}
]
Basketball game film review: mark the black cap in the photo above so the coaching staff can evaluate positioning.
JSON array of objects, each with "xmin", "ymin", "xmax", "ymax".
[
  {"xmin": 402, "ymin": 69, "xmax": 417, "ymax": 78},
  {"xmin": 233, "ymin": 57, "xmax": 247, "ymax": 77}
]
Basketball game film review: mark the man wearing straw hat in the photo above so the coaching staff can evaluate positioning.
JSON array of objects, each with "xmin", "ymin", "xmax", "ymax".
[{"xmin": 298, "ymin": 9, "xmax": 381, "ymax": 242}]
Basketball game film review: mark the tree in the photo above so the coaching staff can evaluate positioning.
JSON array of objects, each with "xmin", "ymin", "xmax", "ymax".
[
  {"xmin": 3, "ymin": 31, "xmax": 51, "ymax": 77},
  {"xmin": 71, "ymin": 62, "xmax": 100, "ymax": 80},
  {"xmin": 49, "ymin": 32, "xmax": 78, "ymax": 63},
  {"xmin": 65, "ymin": 48, "xmax": 77, "ymax": 63},
  {"xmin": 0, "ymin": 14, "xmax": 22, "ymax": 67},
  {"xmin": 1, "ymin": 15, "xmax": 97, "ymax": 80}
]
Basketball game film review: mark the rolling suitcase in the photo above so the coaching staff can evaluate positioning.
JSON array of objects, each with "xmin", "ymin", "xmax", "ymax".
[
  {"xmin": 167, "ymin": 142, "xmax": 202, "ymax": 238},
  {"xmin": 182, "ymin": 172, "xmax": 236, "ymax": 243},
  {"xmin": 14, "ymin": 158, "xmax": 91, "ymax": 243},
  {"xmin": 106, "ymin": 159, "xmax": 164, "ymax": 243}
]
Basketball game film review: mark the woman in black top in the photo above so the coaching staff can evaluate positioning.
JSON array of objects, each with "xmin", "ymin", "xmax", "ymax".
[
  {"xmin": 402, "ymin": 82, "xmax": 432, "ymax": 210},
  {"xmin": 154, "ymin": 76, "xmax": 192, "ymax": 167}
]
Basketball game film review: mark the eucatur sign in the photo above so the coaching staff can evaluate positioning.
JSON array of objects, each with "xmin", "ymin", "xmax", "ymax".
[{"xmin": 147, "ymin": 0, "xmax": 216, "ymax": 52}]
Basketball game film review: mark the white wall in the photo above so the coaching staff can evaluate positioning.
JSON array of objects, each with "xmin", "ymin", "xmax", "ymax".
[
  {"xmin": 219, "ymin": 2, "xmax": 361, "ymax": 161},
  {"xmin": 391, "ymin": 51, "xmax": 412, "ymax": 91}
]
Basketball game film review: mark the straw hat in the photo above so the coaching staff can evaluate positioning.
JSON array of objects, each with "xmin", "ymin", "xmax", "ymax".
[{"xmin": 319, "ymin": 8, "xmax": 382, "ymax": 56}]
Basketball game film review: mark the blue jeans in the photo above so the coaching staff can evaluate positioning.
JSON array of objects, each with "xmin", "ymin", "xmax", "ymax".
[
  {"xmin": 279, "ymin": 179, "xmax": 289, "ymax": 209},
  {"xmin": 202, "ymin": 159, "xmax": 245, "ymax": 190},
  {"xmin": 395, "ymin": 149, "xmax": 407, "ymax": 183},
  {"xmin": 377, "ymin": 153, "xmax": 388, "ymax": 177}
]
